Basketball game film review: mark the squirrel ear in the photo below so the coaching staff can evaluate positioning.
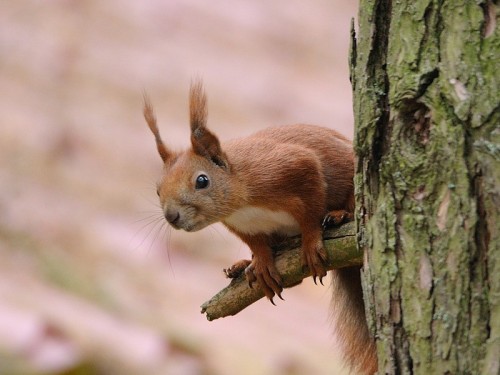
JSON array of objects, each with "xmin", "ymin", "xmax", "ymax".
[
  {"xmin": 143, "ymin": 94, "xmax": 172, "ymax": 163},
  {"xmin": 189, "ymin": 79, "xmax": 229, "ymax": 169}
]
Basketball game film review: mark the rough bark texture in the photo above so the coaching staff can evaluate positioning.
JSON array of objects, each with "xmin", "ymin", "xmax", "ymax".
[
  {"xmin": 201, "ymin": 222, "xmax": 359, "ymax": 320},
  {"xmin": 351, "ymin": 0, "xmax": 499, "ymax": 374}
]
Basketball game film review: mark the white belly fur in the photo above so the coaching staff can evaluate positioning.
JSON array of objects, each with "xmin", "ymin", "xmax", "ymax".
[{"xmin": 224, "ymin": 206, "xmax": 301, "ymax": 236}]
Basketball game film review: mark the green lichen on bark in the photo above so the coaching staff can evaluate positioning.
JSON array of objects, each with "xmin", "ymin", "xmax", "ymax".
[{"xmin": 352, "ymin": 0, "xmax": 499, "ymax": 373}]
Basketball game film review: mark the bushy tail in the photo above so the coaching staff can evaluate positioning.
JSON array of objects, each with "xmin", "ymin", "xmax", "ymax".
[{"xmin": 330, "ymin": 267, "xmax": 377, "ymax": 374}]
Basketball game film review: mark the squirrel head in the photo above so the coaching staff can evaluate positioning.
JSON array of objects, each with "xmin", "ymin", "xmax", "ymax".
[{"xmin": 143, "ymin": 80, "xmax": 236, "ymax": 232}]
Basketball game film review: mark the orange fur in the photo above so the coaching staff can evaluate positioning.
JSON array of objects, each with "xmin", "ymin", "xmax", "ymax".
[{"xmin": 144, "ymin": 80, "xmax": 377, "ymax": 374}]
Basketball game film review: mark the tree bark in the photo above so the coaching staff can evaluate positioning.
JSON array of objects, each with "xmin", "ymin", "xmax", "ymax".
[{"xmin": 351, "ymin": 0, "xmax": 499, "ymax": 374}]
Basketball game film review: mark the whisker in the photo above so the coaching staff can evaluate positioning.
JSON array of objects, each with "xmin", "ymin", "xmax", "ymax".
[
  {"xmin": 142, "ymin": 219, "xmax": 176, "ymax": 278},
  {"xmin": 133, "ymin": 213, "xmax": 163, "ymax": 224},
  {"xmin": 134, "ymin": 215, "xmax": 163, "ymax": 237},
  {"xmin": 131, "ymin": 214, "xmax": 165, "ymax": 252},
  {"xmin": 150, "ymin": 220, "xmax": 166, "ymax": 249},
  {"xmin": 163, "ymin": 224, "xmax": 176, "ymax": 278},
  {"xmin": 208, "ymin": 224, "xmax": 224, "ymax": 239},
  {"xmin": 145, "ymin": 217, "xmax": 167, "ymax": 249}
]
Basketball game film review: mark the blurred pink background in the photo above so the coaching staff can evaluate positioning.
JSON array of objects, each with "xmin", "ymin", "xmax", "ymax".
[{"xmin": 0, "ymin": 1, "xmax": 357, "ymax": 374}]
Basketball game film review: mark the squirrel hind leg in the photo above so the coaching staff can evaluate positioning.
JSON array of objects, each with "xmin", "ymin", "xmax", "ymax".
[{"xmin": 322, "ymin": 210, "xmax": 354, "ymax": 230}]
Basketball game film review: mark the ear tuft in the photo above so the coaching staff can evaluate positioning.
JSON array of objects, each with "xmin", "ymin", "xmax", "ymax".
[
  {"xmin": 190, "ymin": 79, "xmax": 208, "ymax": 134},
  {"xmin": 189, "ymin": 79, "xmax": 229, "ymax": 170},
  {"xmin": 143, "ymin": 93, "xmax": 171, "ymax": 163}
]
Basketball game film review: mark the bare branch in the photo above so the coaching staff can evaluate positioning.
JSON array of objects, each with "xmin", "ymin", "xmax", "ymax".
[{"xmin": 201, "ymin": 222, "xmax": 359, "ymax": 321}]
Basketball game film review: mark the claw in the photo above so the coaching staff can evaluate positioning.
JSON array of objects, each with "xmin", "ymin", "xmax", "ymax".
[
  {"xmin": 321, "ymin": 215, "xmax": 331, "ymax": 230},
  {"xmin": 225, "ymin": 259, "xmax": 253, "ymax": 279},
  {"xmin": 243, "ymin": 256, "xmax": 284, "ymax": 304},
  {"xmin": 323, "ymin": 210, "xmax": 353, "ymax": 229}
]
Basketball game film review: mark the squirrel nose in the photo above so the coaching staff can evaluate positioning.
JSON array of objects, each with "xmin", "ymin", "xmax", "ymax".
[{"xmin": 165, "ymin": 209, "xmax": 180, "ymax": 225}]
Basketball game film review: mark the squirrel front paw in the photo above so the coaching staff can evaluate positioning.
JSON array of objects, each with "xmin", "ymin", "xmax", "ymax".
[
  {"xmin": 302, "ymin": 238, "xmax": 328, "ymax": 285},
  {"xmin": 223, "ymin": 259, "xmax": 251, "ymax": 279},
  {"xmin": 322, "ymin": 209, "xmax": 353, "ymax": 230},
  {"xmin": 244, "ymin": 258, "xmax": 283, "ymax": 305}
]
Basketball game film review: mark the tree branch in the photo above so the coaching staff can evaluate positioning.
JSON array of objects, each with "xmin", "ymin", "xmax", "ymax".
[{"xmin": 201, "ymin": 222, "xmax": 360, "ymax": 321}]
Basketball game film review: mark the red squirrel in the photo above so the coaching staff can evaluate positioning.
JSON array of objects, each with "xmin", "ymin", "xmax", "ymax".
[{"xmin": 143, "ymin": 80, "xmax": 377, "ymax": 374}]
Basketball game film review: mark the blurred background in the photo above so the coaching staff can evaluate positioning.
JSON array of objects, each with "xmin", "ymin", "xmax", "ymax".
[{"xmin": 0, "ymin": 1, "xmax": 357, "ymax": 374}]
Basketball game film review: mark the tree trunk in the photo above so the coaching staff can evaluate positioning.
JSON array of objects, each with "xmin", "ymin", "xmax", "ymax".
[{"xmin": 351, "ymin": 0, "xmax": 499, "ymax": 374}]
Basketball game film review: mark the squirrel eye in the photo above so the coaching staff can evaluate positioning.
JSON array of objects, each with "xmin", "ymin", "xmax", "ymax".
[{"xmin": 195, "ymin": 174, "xmax": 210, "ymax": 190}]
